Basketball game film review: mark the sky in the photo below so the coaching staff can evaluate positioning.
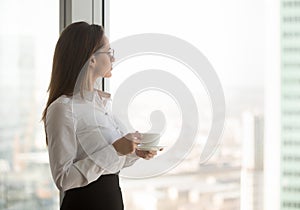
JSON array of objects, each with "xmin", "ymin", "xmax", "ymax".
[{"xmin": 109, "ymin": 0, "xmax": 267, "ymax": 89}]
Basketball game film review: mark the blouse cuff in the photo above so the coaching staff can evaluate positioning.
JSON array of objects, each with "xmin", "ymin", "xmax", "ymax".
[
  {"xmin": 123, "ymin": 151, "xmax": 140, "ymax": 168},
  {"xmin": 89, "ymin": 145, "xmax": 123, "ymax": 173}
]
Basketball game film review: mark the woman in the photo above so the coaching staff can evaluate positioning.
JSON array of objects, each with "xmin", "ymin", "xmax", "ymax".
[{"xmin": 42, "ymin": 21, "xmax": 158, "ymax": 210}]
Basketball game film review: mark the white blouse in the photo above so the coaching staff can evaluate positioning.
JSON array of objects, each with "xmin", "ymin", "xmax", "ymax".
[{"xmin": 45, "ymin": 89, "xmax": 139, "ymax": 192}]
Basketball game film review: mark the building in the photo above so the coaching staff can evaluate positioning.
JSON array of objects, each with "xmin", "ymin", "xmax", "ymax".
[
  {"xmin": 240, "ymin": 112, "xmax": 264, "ymax": 210},
  {"xmin": 265, "ymin": 0, "xmax": 300, "ymax": 209},
  {"xmin": 280, "ymin": 0, "xmax": 300, "ymax": 209}
]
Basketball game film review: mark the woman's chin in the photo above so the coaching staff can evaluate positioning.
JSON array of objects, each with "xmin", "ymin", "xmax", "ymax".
[{"xmin": 104, "ymin": 72, "xmax": 112, "ymax": 78}]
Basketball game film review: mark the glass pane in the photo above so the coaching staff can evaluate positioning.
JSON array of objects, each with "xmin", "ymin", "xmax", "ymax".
[
  {"xmin": 109, "ymin": 1, "xmax": 265, "ymax": 210},
  {"xmin": 0, "ymin": 0, "xmax": 59, "ymax": 209}
]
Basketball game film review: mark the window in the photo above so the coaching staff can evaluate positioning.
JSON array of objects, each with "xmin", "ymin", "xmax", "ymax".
[
  {"xmin": 0, "ymin": 1, "xmax": 59, "ymax": 209},
  {"xmin": 108, "ymin": 0, "xmax": 265, "ymax": 210}
]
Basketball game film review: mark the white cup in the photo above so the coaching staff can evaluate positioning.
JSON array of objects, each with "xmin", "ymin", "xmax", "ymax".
[{"xmin": 139, "ymin": 133, "xmax": 161, "ymax": 147}]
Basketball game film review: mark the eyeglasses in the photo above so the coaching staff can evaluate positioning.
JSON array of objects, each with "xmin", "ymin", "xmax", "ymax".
[{"xmin": 94, "ymin": 48, "xmax": 114, "ymax": 60}]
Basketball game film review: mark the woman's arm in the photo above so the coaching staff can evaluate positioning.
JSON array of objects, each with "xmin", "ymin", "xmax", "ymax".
[{"xmin": 111, "ymin": 115, "xmax": 142, "ymax": 167}]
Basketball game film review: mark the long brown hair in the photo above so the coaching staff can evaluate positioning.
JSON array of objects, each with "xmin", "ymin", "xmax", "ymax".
[{"xmin": 42, "ymin": 21, "xmax": 105, "ymax": 144}]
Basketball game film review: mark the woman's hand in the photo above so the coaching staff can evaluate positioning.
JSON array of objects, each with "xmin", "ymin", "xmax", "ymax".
[
  {"xmin": 112, "ymin": 131, "xmax": 142, "ymax": 155},
  {"xmin": 135, "ymin": 149, "xmax": 163, "ymax": 160}
]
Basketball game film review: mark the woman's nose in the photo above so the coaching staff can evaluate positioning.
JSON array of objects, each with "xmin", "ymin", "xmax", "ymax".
[{"xmin": 111, "ymin": 56, "xmax": 115, "ymax": 62}]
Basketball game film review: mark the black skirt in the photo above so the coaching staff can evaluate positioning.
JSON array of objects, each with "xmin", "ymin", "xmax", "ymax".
[{"xmin": 61, "ymin": 174, "xmax": 124, "ymax": 210}]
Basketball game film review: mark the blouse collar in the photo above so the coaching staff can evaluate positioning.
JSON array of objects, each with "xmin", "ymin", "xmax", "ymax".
[{"xmin": 74, "ymin": 89, "xmax": 111, "ymax": 102}]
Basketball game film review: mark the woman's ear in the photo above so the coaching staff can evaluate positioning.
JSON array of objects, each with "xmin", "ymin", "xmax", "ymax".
[{"xmin": 89, "ymin": 55, "xmax": 96, "ymax": 68}]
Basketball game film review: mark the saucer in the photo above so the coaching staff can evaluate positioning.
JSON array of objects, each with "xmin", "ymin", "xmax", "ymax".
[{"xmin": 136, "ymin": 145, "xmax": 166, "ymax": 151}]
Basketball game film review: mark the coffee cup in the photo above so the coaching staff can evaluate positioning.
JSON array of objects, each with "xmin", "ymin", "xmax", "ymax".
[{"xmin": 139, "ymin": 133, "xmax": 161, "ymax": 147}]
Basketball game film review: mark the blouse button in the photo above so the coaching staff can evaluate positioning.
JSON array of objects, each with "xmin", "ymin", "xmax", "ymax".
[{"xmin": 105, "ymin": 112, "xmax": 108, "ymax": 115}]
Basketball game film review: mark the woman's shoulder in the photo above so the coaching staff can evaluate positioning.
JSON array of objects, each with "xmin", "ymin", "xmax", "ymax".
[
  {"xmin": 55, "ymin": 95, "xmax": 72, "ymax": 104},
  {"xmin": 45, "ymin": 95, "xmax": 76, "ymax": 130},
  {"xmin": 47, "ymin": 95, "xmax": 72, "ymax": 114}
]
